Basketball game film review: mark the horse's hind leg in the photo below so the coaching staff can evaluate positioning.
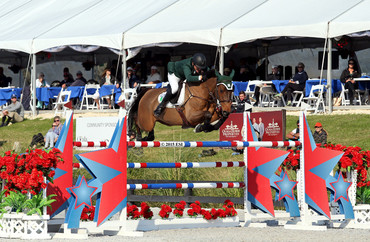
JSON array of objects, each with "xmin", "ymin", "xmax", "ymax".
[{"xmin": 142, "ymin": 130, "xmax": 155, "ymax": 141}]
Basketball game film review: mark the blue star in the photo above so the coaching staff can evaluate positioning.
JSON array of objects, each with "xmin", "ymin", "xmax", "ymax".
[
  {"xmin": 274, "ymin": 172, "xmax": 298, "ymax": 201},
  {"xmin": 330, "ymin": 172, "xmax": 352, "ymax": 202},
  {"xmin": 69, "ymin": 176, "xmax": 97, "ymax": 209}
]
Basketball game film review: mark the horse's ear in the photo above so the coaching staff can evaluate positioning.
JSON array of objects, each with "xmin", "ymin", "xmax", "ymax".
[{"xmin": 229, "ymin": 69, "xmax": 235, "ymax": 79}]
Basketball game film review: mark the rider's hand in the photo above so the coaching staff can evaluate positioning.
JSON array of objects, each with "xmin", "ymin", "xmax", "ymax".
[{"xmin": 201, "ymin": 74, "xmax": 207, "ymax": 82}]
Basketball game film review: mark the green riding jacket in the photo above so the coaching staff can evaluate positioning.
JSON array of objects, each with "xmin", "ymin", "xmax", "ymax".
[{"xmin": 167, "ymin": 57, "xmax": 201, "ymax": 82}]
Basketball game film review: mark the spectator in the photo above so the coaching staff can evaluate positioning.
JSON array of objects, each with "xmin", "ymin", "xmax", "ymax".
[
  {"xmin": 234, "ymin": 91, "xmax": 248, "ymax": 113},
  {"xmin": 0, "ymin": 67, "xmax": 9, "ymax": 87},
  {"xmin": 286, "ymin": 120, "xmax": 300, "ymax": 141},
  {"xmin": 44, "ymin": 122, "xmax": 59, "ymax": 149},
  {"xmin": 1, "ymin": 94, "xmax": 24, "ymax": 127},
  {"xmin": 36, "ymin": 72, "xmax": 49, "ymax": 109},
  {"xmin": 63, "ymin": 67, "xmax": 74, "ymax": 83},
  {"xmin": 312, "ymin": 122, "xmax": 327, "ymax": 145},
  {"xmin": 71, "ymin": 71, "xmax": 87, "ymax": 86},
  {"xmin": 53, "ymin": 115, "xmax": 63, "ymax": 135},
  {"xmin": 275, "ymin": 62, "xmax": 308, "ymax": 106},
  {"xmin": 340, "ymin": 59, "xmax": 360, "ymax": 105},
  {"xmin": 98, "ymin": 68, "xmax": 116, "ymax": 109},
  {"xmin": 127, "ymin": 67, "xmax": 140, "ymax": 88},
  {"xmin": 251, "ymin": 65, "xmax": 281, "ymax": 106},
  {"xmin": 145, "ymin": 66, "xmax": 162, "ymax": 84}
]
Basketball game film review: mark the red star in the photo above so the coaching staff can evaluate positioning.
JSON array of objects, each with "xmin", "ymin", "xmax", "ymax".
[
  {"xmin": 76, "ymin": 118, "xmax": 127, "ymax": 226},
  {"xmin": 246, "ymin": 114, "xmax": 289, "ymax": 216},
  {"xmin": 303, "ymin": 116, "xmax": 343, "ymax": 218}
]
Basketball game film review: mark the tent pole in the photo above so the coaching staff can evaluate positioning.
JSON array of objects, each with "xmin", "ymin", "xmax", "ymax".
[
  {"xmin": 122, "ymin": 49, "xmax": 127, "ymax": 90},
  {"xmin": 219, "ymin": 47, "xmax": 224, "ymax": 75},
  {"xmin": 327, "ymin": 38, "xmax": 332, "ymax": 114},
  {"xmin": 31, "ymin": 54, "xmax": 37, "ymax": 117}
]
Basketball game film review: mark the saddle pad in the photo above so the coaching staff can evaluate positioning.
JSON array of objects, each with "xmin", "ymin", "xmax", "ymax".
[{"xmin": 158, "ymin": 83, "xmax": 186, "ymax": 108}]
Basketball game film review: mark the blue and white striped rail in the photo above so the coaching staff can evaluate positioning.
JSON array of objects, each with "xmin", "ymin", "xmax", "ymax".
[
  {"xmin": 127, "ymin": 161, "xmax": 245, "ymax": 168},
  {"xmin": 127, "ymin": 182, "xmax": 245, "ymax": 190},
  {"xmin": 127, "ymin": 141, "xmax": 300, "ymax": 148}
]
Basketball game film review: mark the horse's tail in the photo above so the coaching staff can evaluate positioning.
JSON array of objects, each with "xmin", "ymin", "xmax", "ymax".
[{"xmin": 127, "ymin": 88, "xmax": 151, "ymax": 131}]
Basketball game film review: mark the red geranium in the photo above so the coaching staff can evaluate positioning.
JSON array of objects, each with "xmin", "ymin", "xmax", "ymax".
[{"xmin": 159, "ymin": 204, "xmax": 172, "ymax": 219}]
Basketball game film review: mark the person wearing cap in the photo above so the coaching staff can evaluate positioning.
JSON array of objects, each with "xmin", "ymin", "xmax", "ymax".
[
  {"xmin": 312, "ymin": 122, "xmax": 327, "ymax": 145},
  {"xmin": 154, "ymin": 53, "xmax": 208, "ymax": 117},
  {"xmin": 126, "ymin": 67, "xmax": 140, "ymax": 88},
  {"xmin": 1, "ymin": 94, "xmax": 24, "ymax": 127},
  {"xmin": 63, "ymin": 67, "xmax": 74, "ymax": 83},
  {"xmin": 71, "ymin": 71, "xmax": 87, "ymax": 86},
  {"xmin": 251, "ymin": 65, "xmax": 281, "ymax": 106},
  {"xmin": 340, "ymin": 59, "xmax": 360, "ymax": 105},
  {"xmin": 145, "ymin": 66, "xmax": 162, "ymax": 84},
  {"xmin": 275, "ymin": 62, "xmax": 308, "ymax": 106}
]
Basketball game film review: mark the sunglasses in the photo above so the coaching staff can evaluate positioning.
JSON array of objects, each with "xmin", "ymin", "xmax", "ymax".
[
  {"xmin": 298, "ymin": 66, "xmax": 304, "ymax": 68},
  {"xmin": 349, "ymin": 62, "xmax": 355, "ymax": 65},
  {"xmin": 54, "ymin": 120, "xmax": 60, "ymax": 122},
  {"xmin": 315, "ymin": 126, "xmax": 321, "ymax": 128}
]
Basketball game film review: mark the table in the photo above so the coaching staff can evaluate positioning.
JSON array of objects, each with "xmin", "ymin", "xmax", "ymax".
[
  {"xmin": 99, "ymin": 85, "xmax": 122, "ymax": 104},
  {"xmin": 354, "ymin": 77, "xmax": 370, "ymax": 90},
  {"xmin": 36, "ymin": 87, "xmax": 61, "ymax": 105},
  {"xmin": 305, "ymin": 79, "xmax": 342, "ymax": 96},
  {"xmin": 0, "ymin": 88, "xmax": 22, "ymax": 106}
]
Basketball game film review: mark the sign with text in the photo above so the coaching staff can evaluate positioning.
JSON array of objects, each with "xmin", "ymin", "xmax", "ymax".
[
  {"xmin": 76, "ymin": 117, "xmax": 118, "ymax": 144},
  {"xmin": 219, "ymin": 110, "xmax": 286, "ymax": 141}
]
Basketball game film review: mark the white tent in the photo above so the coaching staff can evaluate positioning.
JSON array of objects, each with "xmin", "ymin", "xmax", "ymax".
[
  {"xmin": 123, "ymin": 0, "xmax": 266, "ymax": 49},
  {"xmin": 328, "ymin": 0, "xmax": 370, "ymax": 38}
]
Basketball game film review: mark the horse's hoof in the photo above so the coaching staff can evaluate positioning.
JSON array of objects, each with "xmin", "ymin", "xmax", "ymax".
[{"xmin": 194, "ymin": 124, "xmax": 203, "ymax": 133}]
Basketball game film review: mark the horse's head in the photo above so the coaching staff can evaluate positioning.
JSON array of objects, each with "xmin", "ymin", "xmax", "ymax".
[{"xmin": 215, "ymin": 81, "xmax": 233, "ymax": 118}]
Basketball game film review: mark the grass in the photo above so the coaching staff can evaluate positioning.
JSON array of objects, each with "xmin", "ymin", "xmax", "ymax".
[{"xmin": 1, "ymin": 113, "xmax": 369, "ymax": 205}]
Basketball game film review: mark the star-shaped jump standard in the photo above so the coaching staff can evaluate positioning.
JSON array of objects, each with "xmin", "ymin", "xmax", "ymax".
[
  {"xmin": 47, "ymin": 111, "xmax": 73, "ymax": 217},
  {"xmin": 245, "ymin": 113, "xmax": 299, "ymax": 217},
  {"xmin": 302, "ymin": 114, "xmax": 354, "ymax": 219},
  {"xmin": 330, "ymin": 172, "xmax": 352, "ymax": 202},
  {"xmin": 274, "ymin": 171, "xmax": 298, "ymax": 201},
  {"xmin": 65, "ymin": 176, "xmax": 97, "ymax": 228},
  {"xmin": 74, "ymin": 117, "xmax": 128, "ymax": 226}
]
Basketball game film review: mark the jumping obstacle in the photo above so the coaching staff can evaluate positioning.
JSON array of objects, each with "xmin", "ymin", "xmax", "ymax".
[
  {"xmin": 48, "ymin": 109, "xmax": 356, "ymax": 239},
  {"xmin": 73, "ymin": 141, "xmax": 107, "ymax": 147}
]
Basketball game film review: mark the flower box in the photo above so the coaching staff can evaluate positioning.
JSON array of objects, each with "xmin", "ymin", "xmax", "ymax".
[
  {"xmin": 126, "ymin": 216, "xmax": 240, "ymax": 231},
  {"xmin": 0, "ymin": 213, "xmax": 50, "ymax": 239}
]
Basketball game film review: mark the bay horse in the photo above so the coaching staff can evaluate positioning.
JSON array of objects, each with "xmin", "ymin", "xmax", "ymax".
[{"xmin": 128, "ymin": 71, "xmax": 234, "ymax": 141}]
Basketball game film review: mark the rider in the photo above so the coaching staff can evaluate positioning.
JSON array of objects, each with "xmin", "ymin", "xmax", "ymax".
[{"xmin": 153, "ymin": 53, "xmax": 207, "ymax": 117}]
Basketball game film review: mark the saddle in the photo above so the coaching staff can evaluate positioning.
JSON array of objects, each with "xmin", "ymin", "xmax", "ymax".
[{"xmin": 158, "ymin": 81, "xmax": 186, "ymax": 108}]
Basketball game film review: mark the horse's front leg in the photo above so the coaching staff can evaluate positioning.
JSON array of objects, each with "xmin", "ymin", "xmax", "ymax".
[{"xmin": 192, "ymin": 111, "xmax": 217, "ymax": 133}]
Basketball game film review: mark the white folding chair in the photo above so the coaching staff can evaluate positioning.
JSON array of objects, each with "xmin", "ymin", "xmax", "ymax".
[
  {"xmin": 245, "ymin": 80, "xmax": 262, "ymax": 104},
  {"xmin": 302, "ymin": 85, "xmax": 325, "ymax": 113},
  {"xmin": 340, "ymin": 83, "xmax": 362, "ymax": 106},
  {"xmin": 53, "ymin": 90, "xmax": 72, "ymax": 115},
  {"xmin": 259, "ymin": 86, "xmax": 276, "ymax": 107},
  {"xmin": 292, "ymin": 90, "xmax": 304, "ymax": 107},
  {"xmin": 80, "ymin": 84, "xmax": 100, "ymax": 110}
]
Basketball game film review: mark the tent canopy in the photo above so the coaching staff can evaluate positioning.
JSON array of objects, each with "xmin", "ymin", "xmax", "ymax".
[{"xmin": 0, "ymin": 0, "xmax": 368, "ymax": 54}]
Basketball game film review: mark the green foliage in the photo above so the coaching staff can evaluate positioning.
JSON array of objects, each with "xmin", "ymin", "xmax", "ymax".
[
  {"xmin": 356, "ymin": 186, "xmax": 370, "ymax": 204},
  {"xmin": 1, "ymin": 191, "xmax": 28, "ymax": 214},
  {"xmin": 24, "ymin": 193, "xmax": 56, "ymax": 216}
]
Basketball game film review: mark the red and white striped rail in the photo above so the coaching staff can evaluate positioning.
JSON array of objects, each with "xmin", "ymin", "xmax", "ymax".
[{"xmin": 73, "ymin": 141, "xmax": 107, "ymax": 147}]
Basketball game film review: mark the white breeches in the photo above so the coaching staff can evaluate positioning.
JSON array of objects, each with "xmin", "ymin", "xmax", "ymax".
[{"xmin": 168, "ymin": 73, "xmax": 181, "ymax": 94}]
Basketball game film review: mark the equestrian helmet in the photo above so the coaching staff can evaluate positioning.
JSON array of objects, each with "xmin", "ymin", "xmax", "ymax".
[{"xmin": 192, "ymin": 53, "xmax": 207, "ymax": 69}]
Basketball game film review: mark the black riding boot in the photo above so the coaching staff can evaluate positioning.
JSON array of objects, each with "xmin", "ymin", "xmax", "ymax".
[
  {"xmin": 0, "ymin": 116, "xmax": 10, "ymax": 127},
  {"xmin": 154, "ymin": 88, "xmax": 174, "ymax": 117}
]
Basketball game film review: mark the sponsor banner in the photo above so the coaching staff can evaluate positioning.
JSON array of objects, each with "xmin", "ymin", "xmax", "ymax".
[
  {"xmin": 219, "ymin": 110, "xmax": 286, "ymax": 141},
  {"xmin": 76, "ymin": 117, "xmax": 118, "ymax": 144}
]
